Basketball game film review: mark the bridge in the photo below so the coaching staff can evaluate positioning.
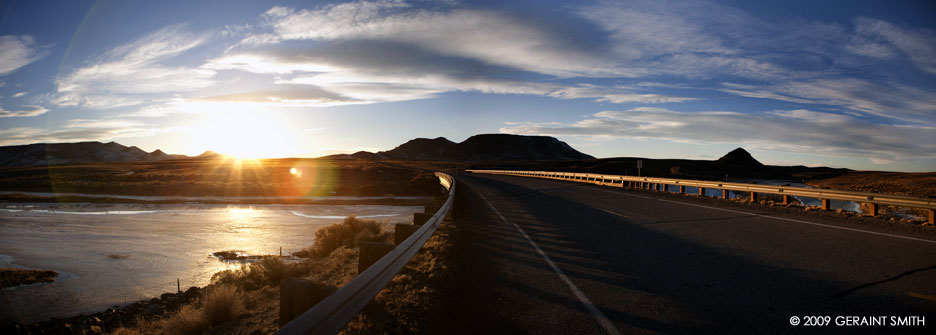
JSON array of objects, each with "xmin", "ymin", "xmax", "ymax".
[{"xmin": 280, "ymin": 171, "xmax": 936, "ymax": 334}]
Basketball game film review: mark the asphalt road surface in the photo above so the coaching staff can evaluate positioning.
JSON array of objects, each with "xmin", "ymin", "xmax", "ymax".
[{"xmin": 447, "ymin": 173, "xmax": 935, "ymax": 334}]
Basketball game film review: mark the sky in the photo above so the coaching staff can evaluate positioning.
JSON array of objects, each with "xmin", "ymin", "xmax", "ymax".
[{"xmin": 0, "ymin": 0, "xmax": 934, "ymax": 171}]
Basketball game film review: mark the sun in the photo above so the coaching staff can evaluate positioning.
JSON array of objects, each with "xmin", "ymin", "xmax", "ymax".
[{"xmin": 188, "ymin": 107, "xmax": 303, "ymax": 159}]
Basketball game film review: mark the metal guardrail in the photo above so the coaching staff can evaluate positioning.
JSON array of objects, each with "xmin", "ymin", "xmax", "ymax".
[
  {"xmin": 276, "ymin": 172, "xmax": 455, "ymax": 335},
  {"xmin": 468, "ymin": 169, "xmax": 936, "ymax": 224}
]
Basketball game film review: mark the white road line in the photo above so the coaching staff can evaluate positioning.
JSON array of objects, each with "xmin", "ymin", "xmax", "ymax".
[
  {"xmin": 578, "ymin": 185, "xmax": 936, "ymax": 246},
  {"xmin": 474, "ymin": 188, "xmax": 622, "ymax": 335},
  {"xmin": 598, "ymin": 208, "xmax": 632, "ymax": 219}
]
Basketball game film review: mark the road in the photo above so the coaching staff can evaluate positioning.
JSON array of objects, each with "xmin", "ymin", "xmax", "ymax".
[{"xmin": 446, "ymin": 173, "xmax": 936, "ymax": 334}]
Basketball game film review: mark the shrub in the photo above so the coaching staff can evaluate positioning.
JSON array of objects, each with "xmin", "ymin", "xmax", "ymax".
[
  {"xmin": 202, "ymin": 284, "xmax": 245, "ymax": 325},
  {"xmin": 210, "ymin": 264, "xmax": 266, "ymax": 291},
  {"xmin": 311, "ymin": 216, "xmax": 389, "ymax": 257},
  {"xmin": 160, "ymin": 305, "xmax": 209, "ymax": 335},
  {"xmin": 258, "ymin": 256, "xmax": 287, "ymax": 285}
]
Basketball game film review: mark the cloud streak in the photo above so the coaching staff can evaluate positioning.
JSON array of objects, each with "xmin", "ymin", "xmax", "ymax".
[
  {"xmin": 0, "ymin": 35, "xmax": 48, "ymax": 76},
  {"xmin": 0, "ymin": 119, "xmax": 165, "ymax": 146},
  {"xmin": 0, "ymin": 105, "xmax": 48, "ymax": 118},
  {"xmin": 253, "ymin": 2, "xmax": 623, "ymax": 77},
  {"xmin": 53, "ymin": 24, "xmax": 216, "ymax": 108},
  {"xmin": 501, "ymin": 107, "xmax": 936, "ymax": 161}
]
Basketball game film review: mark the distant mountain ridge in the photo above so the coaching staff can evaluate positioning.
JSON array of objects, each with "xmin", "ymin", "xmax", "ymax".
[
  {"xmin": 377, "ymin": 134, "xmax": 595, "ymax": 161},
  {"xmin": 0, "ymin": 141, "xmax": 187, "ymax": 167}
]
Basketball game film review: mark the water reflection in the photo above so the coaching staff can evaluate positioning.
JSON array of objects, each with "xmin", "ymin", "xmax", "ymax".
[{"xmin": 0, "ymin": 203, "xmax": 422, "ymax": 323}]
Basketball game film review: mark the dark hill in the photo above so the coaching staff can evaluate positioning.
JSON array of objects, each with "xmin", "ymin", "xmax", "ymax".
[
  {"xmin": 379, "ymin": 137, "xmax": 456, "ymax": 160},
  {"xmin": 0, "ymin": 142, "xmax": 187, "ymax": 167},
  {"xmin": 378, "ymin": 134, "xmax": 594, "ymax": 161},
  {"xmin": 717, "ymin": 148, "xmax": 764, "ymax": 167}
]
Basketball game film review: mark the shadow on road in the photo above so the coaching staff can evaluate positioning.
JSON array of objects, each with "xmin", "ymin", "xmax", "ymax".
[{"xmin": 444, "ymin": 174, "xmax": 935, "ymax": 334}]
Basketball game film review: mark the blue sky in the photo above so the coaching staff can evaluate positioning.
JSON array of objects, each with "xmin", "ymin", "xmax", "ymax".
[{"xmin": 0, "ymin": 0, "xmax": 934, "ymax": 171}]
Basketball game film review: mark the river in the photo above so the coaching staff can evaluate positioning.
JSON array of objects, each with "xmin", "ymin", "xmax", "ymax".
[{"xmin": 0, "ymin": 203, "xmax": 423, "ymax": 323}]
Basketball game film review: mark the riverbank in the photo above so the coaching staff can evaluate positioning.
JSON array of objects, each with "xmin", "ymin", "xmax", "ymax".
[{"xmin": 3, "ymin": 214, "xmax": 457, "ymax": 334}]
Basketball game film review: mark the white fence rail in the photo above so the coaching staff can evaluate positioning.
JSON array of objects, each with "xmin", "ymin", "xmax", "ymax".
[{"xmin": 468, "ymin": 169, "xmax": 935, "ymax": 225}]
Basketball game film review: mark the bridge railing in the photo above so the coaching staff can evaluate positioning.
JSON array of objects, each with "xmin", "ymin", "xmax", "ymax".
[
  {"xmin": 467, "ymin": 169, "xmax": 936, "ymax": 225},
  {"xmin": 276, "ymin": 172, "xmax": 455, "ymax": 335}
]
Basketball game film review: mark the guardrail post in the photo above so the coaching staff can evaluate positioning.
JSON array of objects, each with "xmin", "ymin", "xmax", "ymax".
[
  {"xmin": 821, "ymin": 199, "xmax": 830, "ymax": 211},
  {"xmin": 722, "ymin": 189, "xmax": 728, "ymax": 199},
  {"xmin": 279, "ymin": 278, "xmax": 337, "ymax": 327},
  {"xmin": 678, "ymin": 185, "xmax": 685, "ymax": 194},
  {"xmin": 750, "ymin": 192, "xmax": 758, "ymax": 202},
  {"xmin": 783, "ymin": 195, "xmax": 790, "ymax": 205},
  {"xmin": 699, "ymin": 187, "xmax": 706, "ymax": 196},
  {"xmin": 394, "ymin": 224, "xmax": 419, "ymax": 245},
  {"xmin": 358, "ymin": 242, "xmax": 395, "ymax": 274},
  {"xmin": 927, "ymin": 209, "xmax": 934, "ymax": 226},
  {"xmin": 413, "ymin": 212, "xmax": 434, "ymax": 226},
  {"xmin": 868, "ymin": 203, "xmax": 878, "ymax": 216}
]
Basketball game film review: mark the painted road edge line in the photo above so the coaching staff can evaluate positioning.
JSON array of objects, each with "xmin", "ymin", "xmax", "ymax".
[{"xmin": 473, "ymin": 186, "xmax": 622, "ymax": 335}]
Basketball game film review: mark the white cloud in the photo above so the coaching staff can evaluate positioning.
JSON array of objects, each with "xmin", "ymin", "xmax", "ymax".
[
  {"xmin": 0, "ymin": 35, "xmax": 48, "ymax": 76},
  {"xmin": 12, "ymin": 92, "xmax": 27, "ymax": 98},
  {"xmin": 0, "ymin": 119, "xmax": 165, "ymax": 146},
  {"xmin": 202, "ymin": 54, "xmax": 337, "ymax": 74},
  {"xmin": 850, "ymin": 17, "xmax": 936, "ymax": 74},
  {"xmin": 0, "ymin": 105, "xmax": 48, "ymax": 118},
  {"xmin": 500, "ymin": 107, "xmax": 936, "ymax": 161},
  {"xmin": 254, "ymin": 2, "xmax": 622, "ymax": 77},
  {"xmin": 205, "ymin": 47, "xmax": 695, "ymax": 105},
  {"xmin": 720, "ymin": 79, "xmax": 936, "ymax": 124},
  {"xmin": 53, "ymin": 24, "xmax": 216, "ymax": 108},
  {"xmin": 548, "ymin": 85, "xmax": 698, "ymax": 104}
]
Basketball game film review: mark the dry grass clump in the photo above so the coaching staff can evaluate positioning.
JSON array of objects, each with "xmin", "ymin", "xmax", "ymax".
[
  {"xmin": 303, "ymin": 216, "xmax": 391, "ymax": 257},
  {"xmin": 160, "ymin": 305, "xmax": 209, "ymax": 335},
  {"xmin": 202, "ymin": 285, "xmax": 246, "ymax": 325},
  {"xmin": 210, "ymin": 256, "xmax": 293, "ymax": 290},
  {"xmin": 211, "ymin": 217, "xmax": 389, "ymax": 290},
  {"xmin": 113, "ymin": 328, "xmax": 143, "ymax": 335},
  {"xmin": 159, "ymin": 285, "xmax": 245, "ymax": 334}
]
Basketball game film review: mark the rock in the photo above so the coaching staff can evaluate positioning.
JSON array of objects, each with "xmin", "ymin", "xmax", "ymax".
[{"xmin": 90, "ymin": 325, "xmax": 103, "ymax": 334}]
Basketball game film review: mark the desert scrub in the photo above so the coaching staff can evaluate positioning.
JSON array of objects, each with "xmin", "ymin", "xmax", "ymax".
[
  {"xmin": 210, "ymin": 216, "xmax": 389, "ymax": 290},
  {"xmin": 202, "ymin": 285, "xmax": 246, "ymax": 325},
  {"xmin": 160, "ymin": 305, "xmax": 209, "ymax": 335},
  {"xmin": 210, "ymin": 256, "xmax": 295, "ymax": 291},
  {"xmin": 301, "ymin": 216, "xmax": 391, "ymax": 257},
  {"xmin": 341, "ymin": 218, "xmax": 456, "ymax": 334},
  {"xmin": 159, "ymin": 285, "xmax": 245, "ymax": 334}
]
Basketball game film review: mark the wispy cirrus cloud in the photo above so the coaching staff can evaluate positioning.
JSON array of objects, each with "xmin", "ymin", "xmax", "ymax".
[
  {"xmin": 0, "ymin": 35, "xmax": 48, "ymax": 76},
  {"xmin": 847, "ymin": 17, "xmax": 936, "ymax": 74},
  {"xmin": 0, "ymin": 105, "xmax": 48, "ymax": 118},
  {"xmin": 720, "ymin": 78, "xmax": 936, "ymax": 125},
  {"xmin": 53, "ymin": 24, "xmax": 216, "ymax": 109},
  {"xmin": 204, "ymin": 40, "xmax": 697, "ymax": 105},
  {"xmin": 250, "ymin": 1, "xmax": 624, "ymax": 77},
  {"xmin": 0, "ymin": 118, "xmax": 173, "ymax": 146},
  {"xmin": 501, "ymin": 107, "xmax": 936, "ymax": 162}
]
